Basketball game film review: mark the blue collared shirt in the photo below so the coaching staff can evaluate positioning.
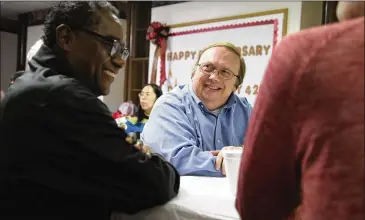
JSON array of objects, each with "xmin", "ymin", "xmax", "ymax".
[{"xmin": 141, "ymin": 83, "xmax": 252, "ymax": 176}]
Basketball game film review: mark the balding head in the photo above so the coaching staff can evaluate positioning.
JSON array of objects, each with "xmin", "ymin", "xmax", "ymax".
[
  {"xmin": 337, "ymin": 1, "xmax": 365, "ymax": 22},
  {"xmin": 194, "ymin": 42, "xmax": 246, "ymax": 87}
]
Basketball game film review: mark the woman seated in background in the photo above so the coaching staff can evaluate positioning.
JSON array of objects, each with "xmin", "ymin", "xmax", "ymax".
[{"xmin": 116, "ymin": 84, "xmax": 162, "ymax": 142}]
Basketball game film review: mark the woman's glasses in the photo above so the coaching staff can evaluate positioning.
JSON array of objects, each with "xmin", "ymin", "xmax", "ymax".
[
  {"xmin": 138, "ymin": 92, "xmax": 152, "ymax": 98},
  {"xmin": 77, "ymin": 28, "xmax": 129, "ymax": 60}
]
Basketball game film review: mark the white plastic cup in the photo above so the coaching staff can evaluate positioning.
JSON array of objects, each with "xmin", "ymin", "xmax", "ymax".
[{"xmin": 223, "ymin": 149, "xmax": 243, "ymax": 196}]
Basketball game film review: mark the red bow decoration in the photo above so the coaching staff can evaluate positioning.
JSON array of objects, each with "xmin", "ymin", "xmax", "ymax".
[{"xmin": 146, "ymin": 22, "xmax": 170, "ymax": 86}]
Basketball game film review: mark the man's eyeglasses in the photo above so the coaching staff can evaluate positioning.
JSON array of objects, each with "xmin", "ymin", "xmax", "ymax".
[
  {"xmin": 77, "ymin": 28, "xmax": 129, "ymax": 60},
  {"xmin": 197, "ymin": 63, "xmax": 239, "ymax": 80}
]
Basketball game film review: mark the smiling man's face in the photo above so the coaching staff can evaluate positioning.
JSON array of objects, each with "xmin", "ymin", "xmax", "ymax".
[
  {"xmin": 192, "ymin": 46, "xmax": 240, "ymax": 111},
  {"xmin": 57, "ymin": 9, "xmax": 126, "ymax": 96}
]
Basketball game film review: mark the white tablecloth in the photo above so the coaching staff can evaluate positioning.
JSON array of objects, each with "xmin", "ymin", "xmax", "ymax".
[{"xmin": 112, "ymin": 176, "xmax": 240, "ymax": 220}]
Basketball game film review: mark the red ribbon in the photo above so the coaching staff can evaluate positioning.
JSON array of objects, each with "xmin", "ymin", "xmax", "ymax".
[
  {"xmin": 150, "ymin": 47, "xmax": 160, "ymax": 84},
  {"xmin": 159, "ymin": 39, "xmax": 167, "ymax": 85},
  {"xmin": 146, "ymin": 22, "xmax": 170, "ymax": 86}
]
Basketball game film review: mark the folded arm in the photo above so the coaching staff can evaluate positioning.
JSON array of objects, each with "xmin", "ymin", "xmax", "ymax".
[
  {"xmin": 142, "ymin": 101, "xmax": 223, "ymax": 177},
  {"xmin": 36, "ymin": 83, "xmax": 180, "ymax": 214}
]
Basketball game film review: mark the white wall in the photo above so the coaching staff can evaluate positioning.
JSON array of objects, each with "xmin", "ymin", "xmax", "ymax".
[
  {"xmin": 26, "ymin": 25, "xmax": 44, "ymax": 61},
  {"xmin": 25, "ymin": 20, "xmax": 127, "ymax": 112},
  {"xmin": 152, "ymin": 2, "xmax": 303, "ymax": 35},
  {"xmin": 0, "ymin": 31, "xmax": 18, "ymax": 91}
]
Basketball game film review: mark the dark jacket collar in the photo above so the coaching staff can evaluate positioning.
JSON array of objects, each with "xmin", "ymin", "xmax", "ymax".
[
  {"xmin": 28, "ymin": 44, "xmax": 74, "ymax": 78},
  {"xmin": 28, "ymin": 44, "xmax": 101, "ymax": 96}
]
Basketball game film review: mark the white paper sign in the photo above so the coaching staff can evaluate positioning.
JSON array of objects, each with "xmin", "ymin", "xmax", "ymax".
[{"xmin": 149, "ymin": 9, "xmax": 287, "ymax": 105}]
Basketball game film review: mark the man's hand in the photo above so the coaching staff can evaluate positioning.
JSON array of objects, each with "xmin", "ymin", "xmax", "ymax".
[
  {"xmin": 125, "ymin": 135, "xmax": 152, "ymax": 157},
  {"xmin": 210, "ymin": 150, "xmax": 220, "ymax": 156},
  {"xmin": 215, "ymin": 146, "xmax": 243, "ymax": 175},
  {"xmin": 125, "ymin": 135, "xmax": 134, "ymax": 145},
  {"xmin": 135, "ymin": 144, "xmax": 152, "ymax": 154},
  {"xmin": 133, "ymin": 141, "xmax": 153, "ymax": 162}
]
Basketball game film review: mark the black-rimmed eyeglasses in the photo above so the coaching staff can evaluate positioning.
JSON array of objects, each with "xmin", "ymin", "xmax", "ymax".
[{"xmin": 77, "ymin": 28, "xmax": 129, "ymax": 60}]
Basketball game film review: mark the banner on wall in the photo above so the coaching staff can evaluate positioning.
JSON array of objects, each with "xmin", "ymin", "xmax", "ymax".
[{"xmin": 148, "ymin": 9, "xmax": 288, "ymax": 105}]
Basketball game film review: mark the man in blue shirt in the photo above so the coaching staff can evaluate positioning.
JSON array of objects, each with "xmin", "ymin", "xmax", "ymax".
[{"xmin": 141, "ymin": 42, "xmax": 252, "ymax": 176}]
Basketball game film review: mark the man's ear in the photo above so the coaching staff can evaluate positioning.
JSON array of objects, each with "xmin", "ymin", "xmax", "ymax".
[{"xmin": 55, "ymin": 24, "xmax": 74, "ymax": 51}]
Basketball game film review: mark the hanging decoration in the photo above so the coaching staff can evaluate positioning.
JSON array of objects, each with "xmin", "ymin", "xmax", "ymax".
[{"xmin": 146, "ymin": 21, "xmax": 170, "ymax": 85}]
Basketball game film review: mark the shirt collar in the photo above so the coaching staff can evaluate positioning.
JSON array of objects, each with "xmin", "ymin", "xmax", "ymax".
[
  {"xmin": 187, "ymin": 81, "xmax": 237, "ymax": 110},
  {"xmin": 187, "ymin": 82, "xmax": 202, "ymax": 105}
]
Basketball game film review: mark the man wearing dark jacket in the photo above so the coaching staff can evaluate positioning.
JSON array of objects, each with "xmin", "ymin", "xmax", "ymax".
[{"xmin": 0, "ymin": 2, "xmax": 179, "ymax": 220}]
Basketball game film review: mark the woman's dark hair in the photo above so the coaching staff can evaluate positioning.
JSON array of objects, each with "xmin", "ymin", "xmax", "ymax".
[{"xmin": 137, "ymin": 84, "xmax": 163, "ymax": 122}]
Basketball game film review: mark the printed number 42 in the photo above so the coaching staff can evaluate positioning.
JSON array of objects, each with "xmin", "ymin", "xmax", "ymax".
[{"xmin": 245, "ymin": 85, "xmax": 259, "ymax": 95}]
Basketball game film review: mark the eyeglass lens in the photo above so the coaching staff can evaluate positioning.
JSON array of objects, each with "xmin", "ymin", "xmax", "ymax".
[{"xmin": 111, "ymin": 41, "xmax": 129, "ymax": 60}]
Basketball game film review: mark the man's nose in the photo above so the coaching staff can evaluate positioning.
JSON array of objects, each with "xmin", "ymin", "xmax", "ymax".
[
  {"xmin": 208, "ymin": 70, "xmax": 220, "ymax": 81},
  {"xmin": 112, "ymin": 55, "xmax": 126, "ymax": 70}
]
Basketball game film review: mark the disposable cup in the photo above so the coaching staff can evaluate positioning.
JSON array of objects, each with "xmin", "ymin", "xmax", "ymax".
[{"xmin": 223, "ymin": 149, "xmax": 243, "ymax": 196}]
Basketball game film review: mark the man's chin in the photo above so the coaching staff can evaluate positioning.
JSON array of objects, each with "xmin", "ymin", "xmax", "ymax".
[
  {"xmin": 99, "ymin": 87, "xmax": 110, "ymax": 96},
  {"xmin": 202, "ymin": 92, "xmax": 221, "ymax": 102},
  {"xmin": 203, "ymin": 89, "xmax": 222, "ymax": 97}
]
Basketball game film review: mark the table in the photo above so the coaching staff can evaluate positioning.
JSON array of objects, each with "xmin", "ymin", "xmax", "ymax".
[{"xmin": 112, "ymin": 176, "xmax": 240, "ymax": 220}]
